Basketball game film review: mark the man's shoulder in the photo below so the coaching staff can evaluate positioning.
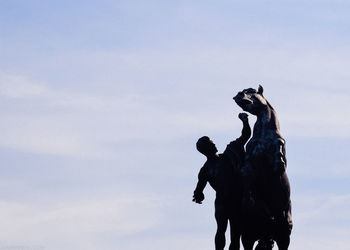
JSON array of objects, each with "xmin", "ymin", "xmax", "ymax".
[
  {"xmin": 224, "ymin": 140, "xmax": 243, "ymax": 153},
  {"xmin": 198, "ymin": 163, "xmax": 211, "ymax": 179},
  {"xmin": 223, "ymin": 140, "xmax": 246, "ymax": 165}
]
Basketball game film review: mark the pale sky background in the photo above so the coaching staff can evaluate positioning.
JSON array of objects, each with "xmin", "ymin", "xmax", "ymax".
[{"xmin": 0, "ymin": 1, "xmax": 349, "ymax": 249}]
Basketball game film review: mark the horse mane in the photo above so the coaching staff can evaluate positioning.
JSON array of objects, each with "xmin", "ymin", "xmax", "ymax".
[{"xmin": 265, "ymin": 99, "xmax": 275, "ymax": 111}]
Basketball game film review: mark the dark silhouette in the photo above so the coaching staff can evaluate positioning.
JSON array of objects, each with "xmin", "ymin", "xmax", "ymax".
[
  {"xmin": 193, "ymin": 113, "xmax": 251, "ymax": 250},
  {"xmin": 233, "ymin": 86, "xmax": 293, "ymax": 250}
]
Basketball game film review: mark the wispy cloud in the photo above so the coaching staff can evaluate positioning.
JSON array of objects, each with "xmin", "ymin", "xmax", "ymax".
[
  {"xmin": 1, "ymin": 41, "xmax": 350, "ymax": 158},
  {"xmin": 291, "ymin": 193, "xmax": 350, "ymax": 249},
  {"xmin": 0, "ymin": 194, "xmax": 161, "ymax": 250}
]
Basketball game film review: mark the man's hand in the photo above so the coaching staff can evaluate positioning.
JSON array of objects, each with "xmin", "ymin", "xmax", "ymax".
[
  {"xmin": 192, "ymin": 192, "xmax": 205, "ymax": 204},
  {"xmin": 238, "ymin": 113, "xmax": 248, "ymax": 122}
]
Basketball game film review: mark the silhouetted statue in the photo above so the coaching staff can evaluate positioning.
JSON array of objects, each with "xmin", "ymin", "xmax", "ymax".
[
  {"xmin": 233, "ymin": 86, "xmax": 293, "ymax": 250},
  {"xmin": 193, "ymin": 113, "xmax": 251, "ymax": 250}
]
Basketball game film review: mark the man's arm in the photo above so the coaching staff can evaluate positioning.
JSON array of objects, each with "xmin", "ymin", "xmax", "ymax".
[
  {"xmin": 192, "ymin": 167, "xmax": 208, "ymax": 204},
  {"xmin": 236, "ymin": 113, "xmax": 251, "ymax": 145}
]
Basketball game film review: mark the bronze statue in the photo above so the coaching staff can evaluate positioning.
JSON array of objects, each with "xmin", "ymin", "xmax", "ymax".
[
  {"xmin": 233, "ymin": 85, "xmax": 292, "ymax": 250},
  {"xmin": 193, "ymin": 113, "xmax": 251, "ymax": 250}
]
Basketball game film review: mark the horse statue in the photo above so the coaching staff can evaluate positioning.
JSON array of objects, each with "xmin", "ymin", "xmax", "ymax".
[{"xmin": 233, "ymin": 85, "xmax": 292, "ymax": 250}]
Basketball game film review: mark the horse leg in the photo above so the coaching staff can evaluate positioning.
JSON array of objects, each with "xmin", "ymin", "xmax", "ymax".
[
  {"xmin": 275, "ymin": 234, "xmax": 290, "ymax": 250},
  {"xmin": 215, "ymin": 209, "xmax": 228, "ymax": 250},
  {"xmin": 275, "ymin": 224, "xmax": 290, "ymax": 250},
  {"xmin": 275, "ymin": 210, "xmax": 292, "ymax": 250},
  {"xmin": 241, "ymin": 234, "xmax": 255, "ymax": 250},
  {"xmin": 255, "ymin": 238, "xmax": 274, "ymax": 250}
]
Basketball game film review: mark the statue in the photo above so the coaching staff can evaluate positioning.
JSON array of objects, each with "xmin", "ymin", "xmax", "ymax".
[
  {"xmin": 233, "ymin": 85, "xmax": 293, "ymax": 250},
  {"xmin": 193, "ymin": 113, "xmax": 251, "ymax": 250}
]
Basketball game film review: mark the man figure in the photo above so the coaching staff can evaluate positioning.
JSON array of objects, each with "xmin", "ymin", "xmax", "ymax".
[{"xmin": 193, "ymin": 113, "xmax": 251, "ymax": 250}]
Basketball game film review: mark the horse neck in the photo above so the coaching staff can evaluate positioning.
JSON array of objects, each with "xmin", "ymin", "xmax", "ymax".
[{"xmin": 253, "ymin": 104, "xmax": 280, "ymax": 138}]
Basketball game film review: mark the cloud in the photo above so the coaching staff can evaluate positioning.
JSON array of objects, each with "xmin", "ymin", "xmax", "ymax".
[
  {"xmin": 291, "ymin": 193, "xmax": 350, "ymax": 249},
  {"xmin": 0, "ymin": 194, "xmax": 161, "ymax": 250},
  {"xmin": 0, "ymin": 71, "xmax": 244, "ymax": 158},
  {"xmin": 49, "ymin": 45, "xmax": 350, "ymax": 139},
  {"xmin": 0, "ymin": 75, "xmax": 46, "ymax": 98},
  {"xmin": 0, "ymin": 73, "xmax": 124, "ymax": 157},
  {"xmin": 1, "ymin": 41, "xmax": 350, "ymax": 159}
]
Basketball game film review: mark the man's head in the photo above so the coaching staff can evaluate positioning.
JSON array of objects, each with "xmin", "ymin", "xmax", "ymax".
[{"xmin": 196, "ymin": 136, "xmax": 218, "ymax": 156}]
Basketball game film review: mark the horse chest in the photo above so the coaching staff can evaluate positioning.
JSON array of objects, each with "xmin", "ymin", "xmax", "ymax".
[{"xmin": 247, "ymin": 138, "xmax": 272, "ymax": 157}]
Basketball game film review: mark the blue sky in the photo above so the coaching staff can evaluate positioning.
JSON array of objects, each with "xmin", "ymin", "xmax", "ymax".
[{"xmin": 0, "ymin": 1, "xmax": 349, "ymax": 249}]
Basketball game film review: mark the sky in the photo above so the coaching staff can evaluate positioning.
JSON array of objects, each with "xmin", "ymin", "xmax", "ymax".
[{"xmin": 0, "ymin": 0, "xmax": 349, "ymax": 249}]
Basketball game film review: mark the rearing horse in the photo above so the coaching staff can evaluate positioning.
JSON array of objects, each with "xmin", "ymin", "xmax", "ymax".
[{"xmin": 233, "ymin": 86, "xmax": 292, "ymax": 250}]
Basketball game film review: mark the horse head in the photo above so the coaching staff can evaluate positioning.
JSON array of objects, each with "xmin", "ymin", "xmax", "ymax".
[{"xmin": 233, "ymin": 85, "xmax": 268, "ymax": 116}]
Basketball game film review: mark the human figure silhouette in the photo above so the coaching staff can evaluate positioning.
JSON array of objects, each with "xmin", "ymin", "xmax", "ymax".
[{"xmin": 193, "ymin": 113, "xmax": 251, "ymax": 250}]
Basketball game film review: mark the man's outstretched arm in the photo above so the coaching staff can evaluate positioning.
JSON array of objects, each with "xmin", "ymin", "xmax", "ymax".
[
  {"xmin": 237, "ymin": 113, "xmax": 251, "ymax": 145},
  {"xmin": 192, "ymin": 167, "xmax": 207, "ymax": 204}
]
